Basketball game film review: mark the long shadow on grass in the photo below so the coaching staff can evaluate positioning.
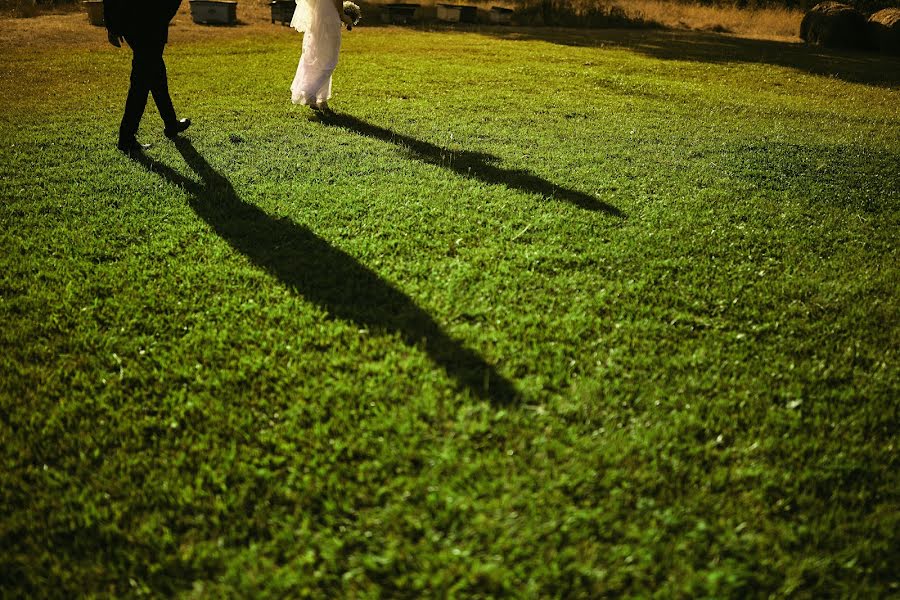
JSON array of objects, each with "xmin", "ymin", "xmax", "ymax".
[
  {"xmin": 133, "ymin": 140, "xmax": 518, "ymax": 404},
  {"xmin": 319, "ymin": 112, "xmax": 624, "ymax": 217},
  {"xmin": 483, "ymin": 27, "xmax": 900, "ymax": 88}
]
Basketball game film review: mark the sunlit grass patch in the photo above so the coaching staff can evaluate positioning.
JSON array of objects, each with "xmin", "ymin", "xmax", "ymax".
[{"xmin": 1, "ymin": 21, "xmax": 898, "ymax": 598}]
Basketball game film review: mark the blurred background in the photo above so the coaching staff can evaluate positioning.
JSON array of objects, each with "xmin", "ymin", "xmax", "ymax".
[{"xmin": 2, "ymin": 0, "xmax": 897, "ymax": 41}]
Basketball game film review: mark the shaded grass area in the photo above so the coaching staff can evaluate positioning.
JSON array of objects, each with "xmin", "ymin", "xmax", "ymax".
[
  {"xmin": 1, "ymin": 24, "xmax": 898, "ymax": 597},
  {"xmin": 485, "ymin": 25, "xmax": 900, "ymax": 87}
]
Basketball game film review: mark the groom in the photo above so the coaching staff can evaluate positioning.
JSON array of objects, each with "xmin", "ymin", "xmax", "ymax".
[{"xmin": 104, "ymin": 0, "xmax": 191, "ymax": 154}]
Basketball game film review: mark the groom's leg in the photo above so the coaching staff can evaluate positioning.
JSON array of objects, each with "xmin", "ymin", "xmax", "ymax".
[
  {"xmin": 119, "ymin": 42, "xmax": 153, "ymax": 142},
  {"xmin": 148, "ymin": 44, "xmax": 177, "ymax": 128}
]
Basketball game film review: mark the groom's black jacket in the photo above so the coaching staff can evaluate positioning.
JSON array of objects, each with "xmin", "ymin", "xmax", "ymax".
[{"xmin": 103, "ymin": 0, "xmax": 182, "ymax": 45}]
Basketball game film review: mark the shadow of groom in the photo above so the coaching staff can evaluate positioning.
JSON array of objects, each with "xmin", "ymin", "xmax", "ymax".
[
  {"xmin": 319, "ymin": 111, "xmax": 624, "ymax": 217},
  {"xmin": 133, "ymin": 139, "xmax": 519, "ymax": 404}
]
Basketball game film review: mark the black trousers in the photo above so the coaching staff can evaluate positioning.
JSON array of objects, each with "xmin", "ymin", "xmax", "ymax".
[{"xmin": 119, "ymin": 39, "xmax": 177, "ymax": 141}]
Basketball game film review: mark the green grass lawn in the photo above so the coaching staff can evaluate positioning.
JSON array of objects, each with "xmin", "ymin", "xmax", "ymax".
[{"xmin": 1, "ymin": 22, "xmax": 898, "ymax": 597}]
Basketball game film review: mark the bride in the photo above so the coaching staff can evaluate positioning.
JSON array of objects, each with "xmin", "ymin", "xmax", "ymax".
[{"xmin": 290, "ymin": 0, "xmax": 355, "ymax": 111}]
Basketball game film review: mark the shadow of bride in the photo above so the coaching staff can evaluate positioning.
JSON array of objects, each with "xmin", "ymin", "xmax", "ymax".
[
  {"xmin": 319, "ymin": 111, "xmax": 624, "ymax": 217},
  {"xmin": 132, "ymin": 139, "xmax": 519, "ymax": 404}
]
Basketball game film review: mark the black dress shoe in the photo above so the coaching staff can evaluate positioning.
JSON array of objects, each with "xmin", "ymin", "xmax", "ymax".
[
  {"xmin": 117, "ymin": 138, "xmax": 151, "ymax": 155},
  {"xmin": 164, "ymin": 118, "xmax": 191, "ymax": 139}
]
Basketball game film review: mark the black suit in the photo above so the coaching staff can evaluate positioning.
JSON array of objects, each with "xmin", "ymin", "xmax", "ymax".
[{"xmin": 104, "ymin": 0, "xmax": 182, "ymax": 141}]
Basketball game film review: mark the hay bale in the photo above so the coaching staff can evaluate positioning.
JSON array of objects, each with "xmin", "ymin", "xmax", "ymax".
[
  {"xmin": 868, "ymin": 8, "xmax": 900, "ymax": 54},
  {"xmin": 800, "ymin": 2, "xmax": 867, "ymax": 49}
]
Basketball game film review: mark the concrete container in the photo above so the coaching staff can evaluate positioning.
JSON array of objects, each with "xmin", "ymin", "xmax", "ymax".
[{"xmin": 190, "ymin": 0, "xmax": 238, "ymax": 25}]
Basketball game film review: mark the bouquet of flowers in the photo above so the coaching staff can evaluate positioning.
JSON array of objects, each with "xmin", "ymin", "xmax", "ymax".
[{"xmin": 343, "ymin": 1, "xmax": 362, "ymax": 30}]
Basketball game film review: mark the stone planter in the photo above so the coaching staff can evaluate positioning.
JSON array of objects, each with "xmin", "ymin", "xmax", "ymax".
[
  {"xmin": 489, "ymin": 6, "xmax": 513, "ymax": 25},
  {"xmin": 83, "ymin": 0, "xmax": 104, "ymax": 26},
  {"xmin": 270, "ymin": 0, "xmax": 294, "ymax": 25},
  {"xmin": 436, "ymin": 3, "xmax": 460, "ymax": 22},
  {"xmin": 381, "ymin": 3, "xmax": 420, "ymax": 25},
  {"xmin": 190, "ymin": 0, "xmax": 238, "ymax": 25},
  {"xmin": 436, "ymin": 4, "xmax": 476, "ymax": 24}
]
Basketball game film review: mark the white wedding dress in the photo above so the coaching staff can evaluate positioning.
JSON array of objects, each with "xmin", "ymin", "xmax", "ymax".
[{"xmin": 290, "ymin": 0, "xmax": 341, "ymax": 106}]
